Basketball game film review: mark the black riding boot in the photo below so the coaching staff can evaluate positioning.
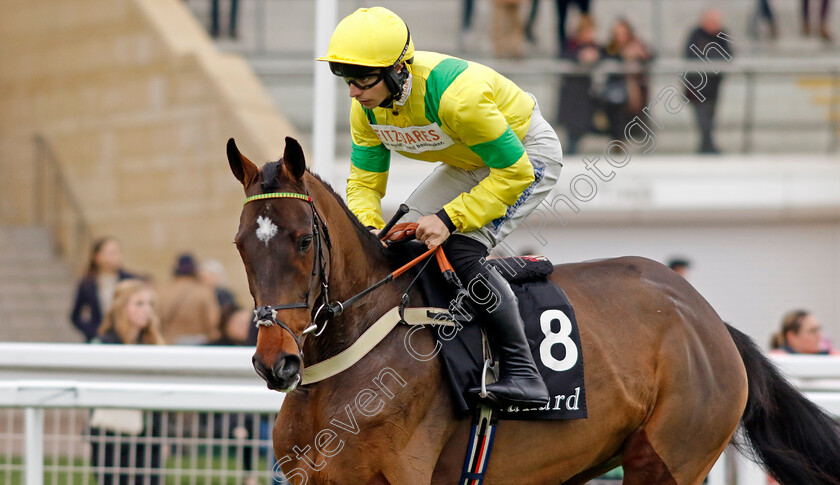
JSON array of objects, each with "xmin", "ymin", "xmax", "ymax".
[
  {"xmin": 466, "ymin": 268, "xmax": 550, "ymax": 407},
  {"xmin": 441, "ymin": 236, "xmax": 550, "ymax": 408}
]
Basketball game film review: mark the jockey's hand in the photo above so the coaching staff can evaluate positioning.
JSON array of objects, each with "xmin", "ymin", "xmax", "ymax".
[
  {"xmin": 369, "ymin": 228, "xmax": 388, "ymax": 247},
  {"xmin": 416, "ymin": 214, "xmax": 450, "ymax": 249}
]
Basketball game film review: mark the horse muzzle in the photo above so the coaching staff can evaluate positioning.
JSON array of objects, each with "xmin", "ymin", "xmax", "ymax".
[{"xmin": 253, "ymin": 353, "xmax": 302, "ymax": 392}]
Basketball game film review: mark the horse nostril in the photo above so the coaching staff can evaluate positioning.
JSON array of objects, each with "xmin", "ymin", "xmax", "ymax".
[
  {"xmin": 252, "ymin": 355, "xmax": 269, "ymax": 380},
  {"xmin": 274, "ymin": 354, "xmax": 302, "ymax": 382}
]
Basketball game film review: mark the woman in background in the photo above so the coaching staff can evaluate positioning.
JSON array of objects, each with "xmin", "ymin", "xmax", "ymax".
[
  {"xmin": 601, "ymin": 18, "xmax": 652, "ymax": 143},
  {"xmin": 70, "ymin": 237, "xmax": 136, "ymax": 342},
  {"xmin": 90, "ymin": 279, "xmax": 165, "ymax": 484},
  {"xmin": 770, "ymin": 309, "xmax": 839, "ymax": 355},
  {"xmin": 558, "ymin": 15, "xmax": 601, "ymax": 154}
]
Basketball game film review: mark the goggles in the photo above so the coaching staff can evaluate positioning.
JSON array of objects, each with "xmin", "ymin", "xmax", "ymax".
[
  {"xmin": 342, "ymin": 71, "xmax": 385, "ymax": 90},
  {"xmin": 329, "ymin": 62, "xmax": 386, "ymax": 90}
]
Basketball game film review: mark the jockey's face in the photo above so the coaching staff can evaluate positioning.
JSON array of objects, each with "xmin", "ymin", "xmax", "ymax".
[
  {"xmin": 345, "ymin": 64, "xmax": 403, "ymax": 109},
  {"xmin": 347, "ymin": 71, "xmax": 390, "ymax": 108}
]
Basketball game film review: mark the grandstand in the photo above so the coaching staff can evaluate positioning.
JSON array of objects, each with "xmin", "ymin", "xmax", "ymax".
[
  {"xmin": 2, "ymin": 0, "xmax": 838, "ymax": 347},
  {"xmin": 1, "ymin": 0, "xmax": 839, "ymax": 483}
]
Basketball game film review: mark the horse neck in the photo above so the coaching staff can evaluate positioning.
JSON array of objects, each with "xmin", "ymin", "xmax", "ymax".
[{"xmin": 303, "ymin": 175, "xmax": 410, "ymax": 363}]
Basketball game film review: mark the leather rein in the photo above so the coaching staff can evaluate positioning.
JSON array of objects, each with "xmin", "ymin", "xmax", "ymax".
[{"xmin": 244, "ymin": 192, "xmax": 438, "ymax": 359}]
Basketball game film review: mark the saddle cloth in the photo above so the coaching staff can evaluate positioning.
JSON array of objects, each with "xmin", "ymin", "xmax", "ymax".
[{"xmin": 392, "ymin": 242, "xmax": 588, "ymax": 421}]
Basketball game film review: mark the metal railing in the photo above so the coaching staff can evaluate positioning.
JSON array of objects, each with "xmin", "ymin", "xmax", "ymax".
[
  {"xmin": 0, "ymin": 344, "xmax": 283, "ymax": 485},
  {"xmin": 182, "ymin": 0, "xmax": 840, "ymax": 60},
  {"xmin": 253, "ymin": 56, "xmax": 840, "ymax": 155},
  {"xmin": 31, "ymin": 135, "xmax": 93, "ymax": 276},
  {"xmin": 0, "ymin": 344, "xmax": 838, "ymax": 484}
]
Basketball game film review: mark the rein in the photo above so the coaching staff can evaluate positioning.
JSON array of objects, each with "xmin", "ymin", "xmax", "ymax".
[{"xmin": 243, "ymin": 191, "xmax": 438, "ymax": 355}]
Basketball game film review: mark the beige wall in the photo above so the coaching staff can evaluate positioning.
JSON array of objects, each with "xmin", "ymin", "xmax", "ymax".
[{"xmin": 0, "ymin": 0, "xmax": 297, "ymax": 301}]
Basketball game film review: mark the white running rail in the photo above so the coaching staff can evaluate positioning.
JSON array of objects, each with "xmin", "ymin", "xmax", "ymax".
[{"xmin": 0, "ymin": 344, "xmax": 838, "ymax": 485}]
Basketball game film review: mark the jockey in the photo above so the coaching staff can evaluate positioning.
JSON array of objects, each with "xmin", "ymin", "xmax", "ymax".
[{"xmin": 318, "ymin": 7, "xmax": 563, "ymax": 408}]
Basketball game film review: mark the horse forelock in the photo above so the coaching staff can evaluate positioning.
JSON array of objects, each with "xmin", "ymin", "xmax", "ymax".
[
  {"xmin": 259, "ymin": 161, "xmax": 281, "ymax": 192},
  {"xmin": 262, "ymin": 160, "xmax": 304, "ymax": 192}
]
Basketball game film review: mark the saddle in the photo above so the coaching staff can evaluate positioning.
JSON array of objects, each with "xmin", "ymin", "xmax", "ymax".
[{"xmin": 388, "ymin": 241, "xmax": 588, "ymax": 421}]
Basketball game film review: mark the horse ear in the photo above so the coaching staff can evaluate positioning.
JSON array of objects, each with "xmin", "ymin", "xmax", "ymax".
[
  {"xmin": 283, "ymin": 137, "xmax": 306, "ymax": 180},
  {"xmin": 227, "ymin": 138, "xmax": 259, "ymax": 187}
]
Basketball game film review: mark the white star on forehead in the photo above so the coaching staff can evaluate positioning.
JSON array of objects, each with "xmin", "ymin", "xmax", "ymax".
[{"xmin": 256, "ymin": 216, "xmax": 278, "ymax": 246}]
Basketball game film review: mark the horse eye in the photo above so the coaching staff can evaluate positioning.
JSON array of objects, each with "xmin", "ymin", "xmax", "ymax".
[{"xmin": 298, "ymin": 235, "xmax": 313, "ymax": 252}]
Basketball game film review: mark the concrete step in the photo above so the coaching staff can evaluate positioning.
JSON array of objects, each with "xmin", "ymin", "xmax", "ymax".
[
  {"xmin": 0, "ymin": 292, "xmax": 74, "ymax": 313},
  {"xmin": 0, "ymin": 278, "xmax": 70, "ymax": 291},
  {"xmin": 0, "ymin": 226, "xmax": 55, "ymax": 254},
  {"xmin": 0, "ymin": 317, "xmax": 82, "ymax": 343},
  {"xmin": 0, "ymin": 224, "xmax": 79, "ymax": 343},
  {"xmin": 0, "ymin": 261, "xmax": 71, "ymax": 282}
]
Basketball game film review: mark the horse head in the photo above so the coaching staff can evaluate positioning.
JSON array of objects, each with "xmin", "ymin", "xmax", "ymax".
[{"xmin": 228, "ymin": 136, "xmax": 323, "ymax": 392}]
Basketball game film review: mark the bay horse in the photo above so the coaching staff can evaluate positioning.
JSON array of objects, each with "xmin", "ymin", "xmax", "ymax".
[{"xmin": 228, "ymin": 136, "xmax": 840, "ymax": 485}]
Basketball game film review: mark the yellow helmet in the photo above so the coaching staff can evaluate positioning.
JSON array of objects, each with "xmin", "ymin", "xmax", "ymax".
[{"xmin": 316, "ymin": 7, "xmax": 414, "ymax": 68}]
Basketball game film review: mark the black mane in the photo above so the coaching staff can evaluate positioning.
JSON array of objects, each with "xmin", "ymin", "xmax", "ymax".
[
  {"xmin": 305, "ymin": 170, "xmax": 400, "ymax": 268},
  {"xmin": 254, "ymin": 158, "xmax": 401, "ymax": 268}
]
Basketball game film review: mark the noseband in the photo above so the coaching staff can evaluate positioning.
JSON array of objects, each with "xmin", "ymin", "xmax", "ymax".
[{"xmin": 243, "ymin": 191, "xmax": 332, "ymax": 356}]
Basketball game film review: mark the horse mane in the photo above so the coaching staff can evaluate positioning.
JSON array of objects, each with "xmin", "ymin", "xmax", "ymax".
[
  {"xmin": 304, "ymin": 170, "xmax": 397, "ymax": 269},
  {"xmin": 254, "ymin": 155, "xmax": 398, "ymax": 269}
]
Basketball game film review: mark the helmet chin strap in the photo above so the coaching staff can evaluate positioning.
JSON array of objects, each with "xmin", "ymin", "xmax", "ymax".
[
  {"xmin": 378, "ymin": 87, "xmax": 396, "ymax": 109},
  {"xmin": 378, "ymin": 66, "xmax": 407, "ymax": 109},
  {"xmin": 379, "ymin": 23, "xmax": 412, "ymax": 109}
]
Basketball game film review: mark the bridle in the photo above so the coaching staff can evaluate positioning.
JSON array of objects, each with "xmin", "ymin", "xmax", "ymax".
[
  {"xmin": 243, "ymin": 191, "xmax": 441, "ymax": 363},
  {"xmin": 244, "ymin": 191, "xmax": 333, "ymax": 356}
]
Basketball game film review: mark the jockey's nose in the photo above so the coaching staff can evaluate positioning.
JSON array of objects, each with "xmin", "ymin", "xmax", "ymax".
[{"xmin": 348, "ymin": 83, "xmax": 363, "ymax": 98}]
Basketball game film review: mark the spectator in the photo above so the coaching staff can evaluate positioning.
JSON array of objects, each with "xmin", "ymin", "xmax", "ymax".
[
  {"xmin": 89, "ymin": 279, "xmax": 164, "ymax": 485},
  {"xmin": 209, "ymin": 309, "xmax": 252, "ymax": 347},
  {"xmin": 158, "ymin": 253, "xmax": 221, "ymax": 345},
  {"xmin": 684, "ymin": 9, "xmax": 732, "ymax": 154},
  {"xmin": 70, "ymin": 237, "xmax": 137, "ymax": 342},
  {"xmin": 801, "ymin": 0, "xmax": 832, "ymax": 41},
  {"xmin": 558, "ymin": 15, "xmax": 601, "ymax": 154},
  {"xmin": 199, "ymin": 259, "xmax": 239, "ymax": 333},
  {"xmin": 492, "ymin": 0, "xmax": 528, "ymax": 58},
  {"xmin": 667, "ymin": 258, "xmax": 691, "ymax": 279},
  {"xmin": 751, "ymin": 0, "xmax": 778, "ymax": 40},
  {"xmin": 771, "ymin": 309, "xmax": 839, "ymax": 355},
  {"xmin": 601, "ymin": 18, "xmax": 652, "ymax": 143},
  {"xmin": 524, "ymin": 0, "xmax": 592, "ymax": 54},
  {"xmin": 210, "ymin": 0, "xmax": 239, "ymax": 39},
  {"xmin": 458, "ymin": 0, "xmax": 477, "ymax": 52}
]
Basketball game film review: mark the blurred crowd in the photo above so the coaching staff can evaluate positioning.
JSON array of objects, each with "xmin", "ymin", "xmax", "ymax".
[
  {"xmin": 456, "ymin": 0, "xmax": 834, "ymax": 155},
  {"xmin": 68, "ymin": 237, "xmax": 262, "ymax": 484},
  {"xmin": 467, "ymin": 0, "xmax": 832, "ymax": 57},
  {"xmin": 70, "ymin": 236, "xmax": 255, "ymax": 348},
  {"xmin": 553, "ymin": 9, "xmax": 730, "ymax": 154},
  {"xmin": 666, "ymin": 256, "xmax": 839, "ymax": 356}
]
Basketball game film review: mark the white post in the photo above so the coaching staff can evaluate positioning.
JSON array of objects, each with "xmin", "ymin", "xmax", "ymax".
[
  {"xmin": 24, "ymin": 407, "xmax": 44, "ymax": 485},
  {"xmin": 706, "ymin": 451, "xmax": 726, "ymax": 485},
  {"xmin": 312, "ymin": 0, "xmax": 338, "ymax": 184},
  {"xmin": 736, "ymin": 452, "xmax": 767, "ymax": 485}
]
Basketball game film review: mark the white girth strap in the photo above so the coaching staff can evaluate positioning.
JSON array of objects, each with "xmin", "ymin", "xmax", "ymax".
[{"xmin": 300, "ymin": 306, "xmax": 451, "ymax": 385}]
